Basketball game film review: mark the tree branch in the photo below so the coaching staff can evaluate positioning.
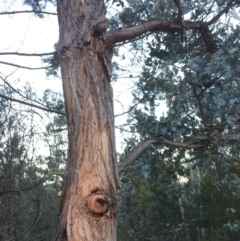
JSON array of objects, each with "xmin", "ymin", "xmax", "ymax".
[
  {"xmin": 0, "ymin": 51, "xmax": 56, "ymax": 57},
  {"xmin": 0, "ymin": 93, "xmax": 65, "ymax": 115},
  {"xmin": 106, "ymin": 1, "xmax": 238, "ymax": 50},
  {"xmin": 0, "ymin": 10, "xmax": 57, "ymax": 15},
  {"xmin": 192, "ymin": 86, "xmax": 209, "ymax": 134},
  {"xmin": 105, "ymin": 19, "xmax": 183, "ymax": 45},
  {"xmin": 0, "ymin": 60, "xmax": 51, "ymax": 70},
  {"xmin": 106, "ymin": 17, "xmax": 225, "ymax": 46},
  {"xmin": 0, "ymin": 75, "xmax": 51, "ymax": 108},
  {"xmin": 200, "ymin": 26, "xmax": 217, "ymax": 53},
  {"xmin": 173, "ymin": 0, "xmax": 183, "ymax": 23},
  {"xmin": 207, "ymin": 0, "xmax": 236, "ymax": 25},
  {"xmin": 118, "ymin": 137, "xmax": 206, "ymax": 173}
]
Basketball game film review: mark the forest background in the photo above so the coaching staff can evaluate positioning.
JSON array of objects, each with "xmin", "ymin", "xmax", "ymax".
[{"xmin": 1, "ymin": 0, "xmax": 240, "ymax": 240}]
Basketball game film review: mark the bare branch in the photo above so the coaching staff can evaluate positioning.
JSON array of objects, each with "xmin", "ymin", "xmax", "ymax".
[
  {"xmin": 106, "ymin": 1, "xmax": 239, "ymax": 51},
  {"xmin": 114, "ymin": 91, "xmax": 149, "ymax": 118},
  {"xmin": 0, "ymin": 10, "xmax": 57, "ymax": 15},
  {"xmin": 207, "ymin": 0, "xmax": 236, "ymax": 25},
  {"xmin": 0, "ymin": 51, "xmax": 56, "ymax": 57},
  {"xmin": 118, "ymin": 137, "xmax": 206, "ymax": 173},
  {"xmin": 0, "ymin": 93, "xmax": 65, "ymax": 115},
  {"xmin": 105, "ymin": 19, "xmax": 183, "ymax": 45},
  {"xmin": 0, "ymin": 75, "xmax": 51, "ymax": 108},
  {"xmin": 0, "ymin": 60, "xmax": 50, "ymax": 70},
  {"xmin": 106, "ymin": 17, "xmax": 224, "ymax": 46}
]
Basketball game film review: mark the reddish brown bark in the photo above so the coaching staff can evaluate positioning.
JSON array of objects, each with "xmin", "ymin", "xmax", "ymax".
[{"xmin": 55, "ymin": 0, "xmax": 119, "ymax": 240}]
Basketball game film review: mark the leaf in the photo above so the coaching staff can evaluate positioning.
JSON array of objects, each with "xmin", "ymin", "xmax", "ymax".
[
  {"xmin": 229, "ymin": 47, "xmax": 238, "ymax": 54},
  {"xmin": 177, "ymin": 127, "xmax": 186, "ymax": 135},
  {"xmin": 160, "ymin": 117, "xmax": 166, "ymax": 123},
  {"xmin": 217, "ymin": 0, "xmax": 225, "ymax": 5},
  {"xmin": 217, "ymin": 98, "xmax": 226, "ymax": 109},
  {"xmin": 148, "ymin": 3, "xmax": 153, "ymax": 10},
  {"xmin": 161, "ymin": 127, "xmax": 168, "ymax": 134},
  {"xmin": 229, "ymin": 99, "xmax": 235, "ymax": 105},
  {"xmin": 172, "ymin": 127, "xmax": 176, "ymax": 132},
  {"xmin": 187, "ymin": 59, "xmax": 199, "ymax": 70},
  {"xmin": 227, "ymin": 115, "xmax": 233, "ymax": 125},
  {"xmin": 130, "ymin": 126, "xmax": 135, "ymax": 132},
  {"xmin": 141, "ymin": 164, "xmax": 149, "ymax": 178},
  {"xmin": 216, "ymin": 48, "xmax": 224, "ymax": 54},
  {"xmin": 196, "ymin": 3, "xmax": 205, "ymax": 15},
  {"xmin": 195, "ymin": 134, "xmax": 208, "ymax": 140}
]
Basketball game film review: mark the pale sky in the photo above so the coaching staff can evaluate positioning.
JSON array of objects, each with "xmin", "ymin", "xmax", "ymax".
[
  {"xmin": 0, "ymin": 3, "xmax": 61, "ymax": 93},
  {"xmin": 0, "ymin": 2, "xmax": 138, "ymax": 153}
]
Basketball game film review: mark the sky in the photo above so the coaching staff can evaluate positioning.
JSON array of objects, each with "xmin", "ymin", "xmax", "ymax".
[
  {"xmin": 0, "ymin": 3, "xmax": 61, "ymax": 93},
  {"xmin": 0, "ymin": 2, "xmax": 140, "ymax": 153}
]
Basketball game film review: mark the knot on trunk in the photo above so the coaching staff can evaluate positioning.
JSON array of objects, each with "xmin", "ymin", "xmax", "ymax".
[{"xmin": 87, "ymin": 194, "xmax": 108, "ymax": 215}]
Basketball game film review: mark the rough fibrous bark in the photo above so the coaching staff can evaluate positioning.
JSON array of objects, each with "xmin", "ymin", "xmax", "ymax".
[{"xmin": 55, "ymin": 0, "xmax": 119, "ymax": 240}]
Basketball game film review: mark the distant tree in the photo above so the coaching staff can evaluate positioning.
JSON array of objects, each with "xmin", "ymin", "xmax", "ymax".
[{"xmin": 0, "ymin": 86, "xmax": 66, "ymax": 240}]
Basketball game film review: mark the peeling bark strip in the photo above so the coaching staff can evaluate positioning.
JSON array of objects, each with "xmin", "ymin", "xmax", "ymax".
[{"xmin": 56, "ymin": 0, "xmax": 119, "ymax": 240}]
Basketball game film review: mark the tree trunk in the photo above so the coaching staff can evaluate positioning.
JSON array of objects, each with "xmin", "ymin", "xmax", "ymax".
[{"xmin": 55, "ymin": 1, "xmax": 120, "ymax": 240}]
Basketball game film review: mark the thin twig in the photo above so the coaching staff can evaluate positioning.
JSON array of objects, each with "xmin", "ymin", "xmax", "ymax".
[
  {"xmin": 0, "ymin": 51, "xmax": 56, "ymax": 57},
  {"xmin": 0, "ymin": 10, "xmax": 57, "ymax": 15},
  {"xmin": 0, "ymin": 93, "xmax": 65, "ymax": 115},
  {"xmin": 0, "ymin": 61, "xmax": 51, "ymax": 70}
]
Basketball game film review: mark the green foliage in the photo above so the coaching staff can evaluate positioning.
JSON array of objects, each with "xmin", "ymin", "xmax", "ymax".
[
  {"xmin": 117, "ymin": 1, "xmax": 240, "ymax": 241},
  {"xmin": 23, "ymin": 0, "xmax": 56, "ymax": 17},
  {"xmin": 109, "ymin": 0, "xmax": 177, "ymax": 29},
  {"xmin": 42, "ymin": 43, "xmax": 60, "ymax": 77}
]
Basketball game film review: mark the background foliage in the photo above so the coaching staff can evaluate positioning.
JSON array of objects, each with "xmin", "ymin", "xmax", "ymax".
[{"xmin": 1, "ymin": 0, "xmax": 240, "ymax": 240}]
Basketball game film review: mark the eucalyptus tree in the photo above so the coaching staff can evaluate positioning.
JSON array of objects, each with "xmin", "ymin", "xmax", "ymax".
[
  {"xmin": 1, "ymin": 0, "xmax": 240, "ymax": 240},
  {"xmin": 117, "ymin": 2, "xmax": 240, "ymax": 240}
]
